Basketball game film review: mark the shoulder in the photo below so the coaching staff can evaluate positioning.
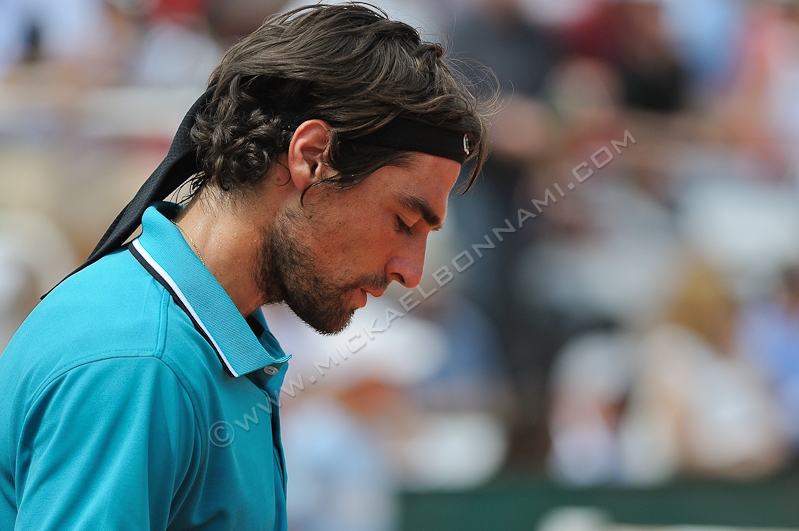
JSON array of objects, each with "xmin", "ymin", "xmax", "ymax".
[
  {"xmin": 0, "ymin": 248, "xmax": 206, "ymax": 408},
  {"xmin": 4, "ymin": 355, "xmax": 205, "ymax": 531}
]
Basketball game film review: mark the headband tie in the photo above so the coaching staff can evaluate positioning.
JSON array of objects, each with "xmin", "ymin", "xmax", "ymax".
[{"xmin": 44, "ymin": 87, "xmax": 468, "ymax": 297}]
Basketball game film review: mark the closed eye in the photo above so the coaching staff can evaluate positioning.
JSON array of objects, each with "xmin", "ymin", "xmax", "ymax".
[{"xmin": 396, "ymin": 215, "xmax": 413, "ymax": 235}]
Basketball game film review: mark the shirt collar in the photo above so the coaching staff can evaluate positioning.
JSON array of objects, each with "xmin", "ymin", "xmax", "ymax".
[{"xmin": 131, "ymin": 202, "xmax": 290, "ymax": 378}]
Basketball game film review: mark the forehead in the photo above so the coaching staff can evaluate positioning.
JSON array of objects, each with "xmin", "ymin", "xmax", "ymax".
[{"xmin": 370, "ymin": 153, "xmax": 461, "ymax": 208}]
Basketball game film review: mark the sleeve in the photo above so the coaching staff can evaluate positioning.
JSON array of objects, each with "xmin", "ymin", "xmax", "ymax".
[{"xmin": 13, "ymin": 356, "xmax": 200, "ymax": 531}]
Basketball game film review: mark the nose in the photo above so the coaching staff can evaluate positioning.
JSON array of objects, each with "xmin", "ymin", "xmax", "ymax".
[{"xmin": 386, "ymin": 238, "xmax": 427, "ymax": 289}]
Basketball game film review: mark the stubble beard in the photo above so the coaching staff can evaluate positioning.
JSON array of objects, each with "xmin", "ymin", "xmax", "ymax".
[{"xmin": 256, "ymin": 208, "xmax": 387, "ymax": 335}]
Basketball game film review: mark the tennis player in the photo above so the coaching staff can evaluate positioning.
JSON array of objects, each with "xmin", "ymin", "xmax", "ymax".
[{"xmin": 0, "ymin": 4, "xmax": 489, "ymax": 530}]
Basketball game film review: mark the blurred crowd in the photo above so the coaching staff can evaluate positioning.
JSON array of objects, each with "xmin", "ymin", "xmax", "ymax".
[{"xmin": 4, "ymin": 0, "xmax": 799, "ymax": 529}]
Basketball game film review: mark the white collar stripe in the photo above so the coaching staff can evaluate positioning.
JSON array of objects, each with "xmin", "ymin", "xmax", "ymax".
[{"xmin": 131, "ymin": 239, "xmax": 239, "ymax": 378}]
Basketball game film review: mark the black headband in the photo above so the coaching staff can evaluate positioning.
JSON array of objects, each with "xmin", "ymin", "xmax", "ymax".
[
  {"xmin": 45, "ymin": 87, "xmax": 469, "ymax": 297},
  {"xmin": 354, "ymin": 117, "xmax": 470, "ymax": 164}
]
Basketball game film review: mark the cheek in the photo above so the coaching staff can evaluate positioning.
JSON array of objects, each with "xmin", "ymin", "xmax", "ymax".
[
  {"xmin": 336, "ymin": 222, "xmax": 389, "ymax": 262},
  {"xmin": 331, "ymin": 216, "xmax": 397, "ymax": 268},
  {"xmin": 306, "ymin": 193, "xmax": 398, "ymax": 267}
]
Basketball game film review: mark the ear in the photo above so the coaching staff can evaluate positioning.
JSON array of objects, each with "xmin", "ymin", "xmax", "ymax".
[{"xmin": 286, "ymin": 119, "xmax": 332, "ymax": 191}]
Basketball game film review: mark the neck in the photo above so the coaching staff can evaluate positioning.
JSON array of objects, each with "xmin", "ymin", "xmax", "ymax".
[{"xmin": 174, "ymin": 190, "xmax": 271, "ymax": 317}]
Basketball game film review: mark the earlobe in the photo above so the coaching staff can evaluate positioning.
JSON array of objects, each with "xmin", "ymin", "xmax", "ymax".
[{"xmin": 286, "ymin": 119, "xmax": 332, "ymax": 190}]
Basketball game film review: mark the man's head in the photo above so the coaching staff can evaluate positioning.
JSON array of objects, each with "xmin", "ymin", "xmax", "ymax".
[
  {"xmin": 185, "ymin": 3, "xmax": 491, "ymax": 334},
  {"xmin": 189, "ymin": 3, "xmax": 489, "ymax": 196}
]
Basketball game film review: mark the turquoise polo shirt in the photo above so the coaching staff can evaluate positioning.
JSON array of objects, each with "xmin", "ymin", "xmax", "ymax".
[{"xmin": 0, "ymin": 203, "xmax": 291, "ymax": 530}]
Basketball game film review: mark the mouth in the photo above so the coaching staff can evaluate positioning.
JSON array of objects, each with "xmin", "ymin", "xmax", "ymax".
[
  {"xmin": 362, "ymin": 287, "xmax": 385, "ymax": 298},
  {"xmin": 354, "ymin": 287, "xmax": 385, "ymax": 309},
  {"xmin": 353, "ymin": 288, "xmax": 368, "ymax": 309}
]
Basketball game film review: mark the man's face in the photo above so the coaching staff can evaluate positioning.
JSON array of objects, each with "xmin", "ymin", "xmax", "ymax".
[{"xmin": 258, "ymin": 153, "xmax": 461, "ymax": 335}]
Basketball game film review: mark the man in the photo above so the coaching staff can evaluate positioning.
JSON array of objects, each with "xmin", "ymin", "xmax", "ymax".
[{"xmin": 0, "ymin": 4, "xmax": 490, "ymax": 530}]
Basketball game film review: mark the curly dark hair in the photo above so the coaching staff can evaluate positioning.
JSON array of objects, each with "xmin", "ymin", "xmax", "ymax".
[{"xmin": 189, "ymin": 2, "xmax": 493, "ymax": 199}]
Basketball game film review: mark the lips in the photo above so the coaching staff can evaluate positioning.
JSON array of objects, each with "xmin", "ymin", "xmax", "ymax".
[
  {"xmin": 353, "ymin": 287, "xmax": 385, "ymax": 309},
  {"xmin": 354, "ymin": 288, "xmax": 368, "ymax": 309},
  {"xmin": 362, "ymin": 287, "xmax": 385, "ymax": 298}
]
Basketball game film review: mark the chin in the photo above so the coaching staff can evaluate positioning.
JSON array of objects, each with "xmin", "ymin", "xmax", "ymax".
[
  {"xmin": 312, "ymin": 315, "xmax": 356, "ymax": 336},
  {"xmin": 291, "ymin": 305, "xmax": 356, "ymax": 336}
]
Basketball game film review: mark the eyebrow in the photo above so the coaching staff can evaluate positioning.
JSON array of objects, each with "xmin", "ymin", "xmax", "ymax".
[{"xmin": 396, "ymin": 193, "xmax": 443, "ymax": 230}]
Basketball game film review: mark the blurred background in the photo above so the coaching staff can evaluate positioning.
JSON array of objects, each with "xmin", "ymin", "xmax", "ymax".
[{"xmin": 3, "ymin": 0, "xmax": 799, "ymax": 529}]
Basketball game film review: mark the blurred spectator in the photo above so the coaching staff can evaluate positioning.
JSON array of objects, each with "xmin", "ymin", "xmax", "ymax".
[
  {"xmin": 0, "ymin": 0, "xmax": 111, "ymax": 80},
  {"xmin": 130, "ymin": 0, "xmax": 222, "ymax": 86},
  {"xmin": 740, "ymin": 265, "xmax": 799, "ymax": 449},
  {"xmin": 514, "ymin": 169, "xmax": 682, "ymax": 330},
  {"xmin": 658, "ymin": 0, "xmax": 745, "ymax": 93},
  {"xmin": 282, "ymin": 396, "xmax": 396, "ymax": 531},
  {"xmin": 722, "ymin": 0, "xmax": 799, "ymax": 178},
  {"xmin": 549, "ymin": 262, "xmax": 790, "ymax": 486},
  {"xmin": 621, "ymin": 263, "xmax": 788, "ymax": 482},
  {"xmin": 446, "ymin": 0, "xmax": 563, "ymax": 463},
  {"xmin": 561, "ymin": 0, "xmax": 688, "ymax": 112},
  {"xmin": 675, "ymin": 170, "xmax": 799, "ymax": 292},
  {"xmin": 511, "ymin": 115, "xmax": 682, "ymax": 464},
  {"xmin": 548, "ymin": 330, "xmax": 638, "ymax": 485}
]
